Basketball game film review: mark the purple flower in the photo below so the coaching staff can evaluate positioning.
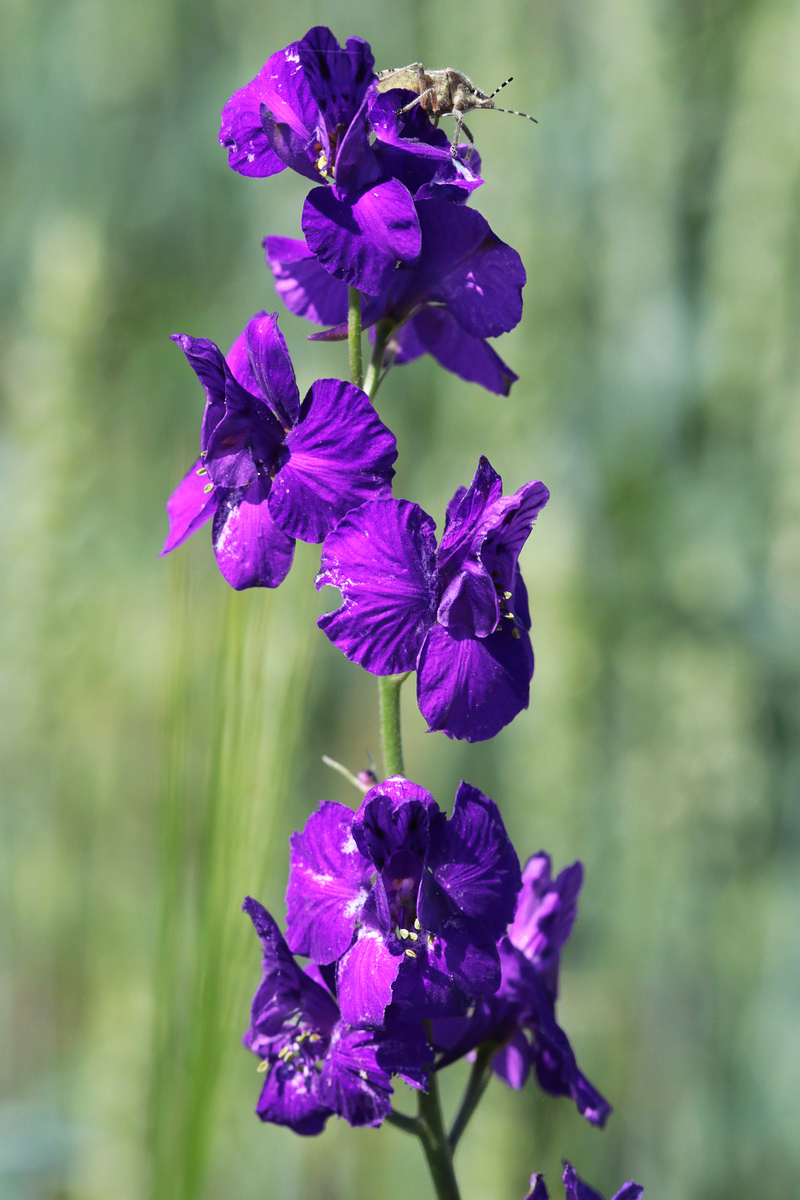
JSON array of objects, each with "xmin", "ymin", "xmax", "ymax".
[
  {"xmin": 316, "ymin": 456, "xmax": 549, "ymax": 742},
  {"xmin": 265, "ymin": 196, "xmax": 524, "ymax": 396},
  {"xmin": 434, "ymin": 853, "xmax": 612, "ymax": 1127},
  {"xmin": 161, "ymin": 312, "xmax": 397, "ymax": 589},
  {"xmin": 285, "ymin": 777, "xmax": 522, "ymax": 1028},
  {"xmin": 242, "ymin": 898, "xmax": 430, "ymax": 1135},
  {"xmin": 220, "ymin": 28, "xmax": 483, "ymax": 295},
  {"xmin": 525, "ymin": 1163, "xmax": 643, "ymax": 1200}
]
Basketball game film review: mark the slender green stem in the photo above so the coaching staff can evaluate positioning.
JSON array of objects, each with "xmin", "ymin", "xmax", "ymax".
[
  {"xmin": 320, "ymin": 755, "xmax": 370, "ymax": 794},
  {"xmin": 448, "ymin": 1043, "xmax": 495, "ymax": 1152},
  {"xmin": 415, "ymin": 1074, "xmax": 462, "ymax": 1200},
  {"xmin": 348, "ymin": 286, "xmax": 363, "ymax": 390},
  {"xmin": 363, "ymin": 318, "xmax": 395, "ymax": 400},
  {"xmin": 379, "ymin": 674, "xmax": 408, "ymax": 778},
  {"xmin": 386, "ymin": 1110, "xmax": 420, "ymax": 1136}
]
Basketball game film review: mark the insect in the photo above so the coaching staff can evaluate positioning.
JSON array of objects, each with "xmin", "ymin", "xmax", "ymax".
[{"xmin": 376, "ymin": 64, "xmax": 537, "ymax": 156}]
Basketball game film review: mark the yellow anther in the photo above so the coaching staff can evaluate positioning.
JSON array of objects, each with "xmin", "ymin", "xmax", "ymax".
[
  {"xmin": 503, "ymin": 591, "xmax": 513, "ymax": 600},
  {"xmin": 257, "ymin": 1060, "xmax": 268, "ymax": 1073},
  {"xmin": 196, "ymin": 467, "xmax": 207, "ymax": 476},
  {"xmin": 414, "ymin": 918, "xmax": 421, "ymax": 930},
  {"xmin": 203, "ymin": 482, "xmax": 214, "ymax": 494},
  {"xmin": 512, "ymin": 628, "xmax": 521, "ymax": 639},
  {"xmin": 405, "ymin": 949, "xmax": 417, "ymax": 958},
  {"xmin": 408, "ymin": 931, "xmax": 418, "ymax": 941},
  {"xmin": 398, "ymin": 928, "xmax": 409, "ymax": 940}
]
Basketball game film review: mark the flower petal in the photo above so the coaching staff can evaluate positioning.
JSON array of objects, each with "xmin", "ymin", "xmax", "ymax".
[
  {"xmin": 219, "ymin": 42, "xmax": 318, "ymax": 179},
  {"xmin": 493, "ymin": 1029, "xmax": 532, "ymax": 1089},
  {"xmin": 412, "ymin": 199, "xmax": 526, "ymax": 337},
  {"xmin": 426, "ymin": 782, "xmax": 521, "ymax": 941},
  {"xmin": 562, "ymin": 1163, "xmax": 643, "ymax": 1200},
  {"xmin": 317, "ymin": 499, "xmax": 438, "ymax": 674},
  {"xmin": 254, "ymin": 1064, "xmax": 330, "ymax": 1135},
  {"xmin": 270, "ymin": 379, "xmax": 397, "ymax": 542},
  {"xmin": 438, "ymin": 456, "xmax": 503, "ymax": 577},
  {"xmin": 286, "ymin": 801, "xmax": 372, "ymax": 964},
  {"xmin": 400, "ymin": 308, "xmax": 518, "ymax": 395},
  {"xmin": 317, "ymin": 1023, "xmax": 394, "ymax": 1127},
  {"xmin": 298, "ymin": 28, "xmax": 375, "ymax": 131},
  {"xmin": 302, "ymin": 180, "xmax": 420, "ymax": 295},
  {"xmin": 509, "ymin": 855, "xmax": 584, "ymax": 987},
  {"xmin": 264, "ymin": 236, "xmax": 349, "ymax": 326},
  {"xmin": 337, "ymin": 930, "xmax": 402, "ymax": 1027},
  {"xmin": 161, "ymin": 460, "xmax": 217, "ymax": 555},
  {"xmin": 479, "ymin": 480, "xmax": 550, "ymax": 594},
  {"xmin": 243, "ymin": 311, "xmax": 301, "ymax": 427},
  {"xmin": 524, "ymin": 1175, "xmax": 550, "ymax": 1200},
  {"xmin": 212, "ymin": 478, "xmax": 295, "ymax": 590},
  {"xmin": 416, "ymin": 619, "xmax": 534, "ymax": 742},
  {"xmin": 170, "ymin": 333, "xmax": 227, "ymax": 449},
  {"xmin": 354, "ymin": 778, "xmax": 439, "ymax": 868}
]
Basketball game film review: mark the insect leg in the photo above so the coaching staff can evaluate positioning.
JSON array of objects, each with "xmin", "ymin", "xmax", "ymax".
[
  {"xmin": 398, "ymin": 86, "xmax": 437, "ymax": 115},
  {"xmin": 450, "ymin": 107, "xmax": 466, "ymax": 156}
]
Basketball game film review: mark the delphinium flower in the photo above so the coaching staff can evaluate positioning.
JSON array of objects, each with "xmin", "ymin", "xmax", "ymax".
[
  {"xmin": 161, "ymin": 311, "xmax": 397, "ymax": 589},
  {"xmin": 242, "ymin": 898, "xmax": 431, "ymax": 1133},
  {"xmin": 434, "ymin": 853, "xmax": 612, "ymax": 1127},
  {"xmin": 219, "ymin": 27, "xmax": 481, "ymax": 295},
  {"xmin": 525, "ymin": 1162, "xmax": 643, "ymax": 1200},
  {"xmin": 265, "ymin": 194, "xmax": 525, "ymax": 396},
  {"xmin": 316, "ymin": 456, "xmax": 549, "ymax": 741},
  {"xmin": 284, "ymin": 775, "xmax": 522, "ymax": 1027}
]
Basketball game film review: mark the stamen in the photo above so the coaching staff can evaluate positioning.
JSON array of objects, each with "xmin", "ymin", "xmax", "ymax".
[
  {"xmin": 413, "ymin": 918, "xmax": 421, "ymax": 930},
  {"xmin": 203, "ymin": 482, "xmax": 214, "ymax": 494},
  {"xmin": 256, "ymin": 1060, "xmax": 268, "ymax": 1073},
  {"xmin": 405, "ymin": 949, "xmax": 417, "ymax": 958},
  {"xmin": 196, "ymin": 467, "xmax": 207, "ymax": 476}
]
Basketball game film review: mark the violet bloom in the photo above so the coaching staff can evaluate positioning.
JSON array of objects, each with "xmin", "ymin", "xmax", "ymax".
[
  {"xmin": 525, "ymin": 1163, "xmax": 643, "ymax": 1200},
  {"xmin": 161, "ymin": 311, "xmax": 397, "ymax": 590},
  {"xmin": 285, "ymin": 776, "xmax": 521, "ymax": 1028},
  {"xmin": 435, "ymin": 853, "xmax": 612, "ymax": 1127},
  {"xmin": 316, "ymin": 456, "xmax": 548, "ymax": 742},
  {"xmin": 242, "ymin": 898, "xmax": 430, "ymax": 1134},
  {"xmin": 265, "ymin": 195, "xmax": 524, "ymax": 396},
  {"xmin": 220, "ymin": 27, "xmax": 476, "ymax": 294}
]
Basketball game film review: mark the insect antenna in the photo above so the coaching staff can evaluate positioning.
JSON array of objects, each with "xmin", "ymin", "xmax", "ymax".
[
  {"xmin": 488, "ymin": 76, "xmax": 514, "ymax": 99},
  {"xmin": 493, "ymin": 107, "xmax": 538, "ymax": 123}
]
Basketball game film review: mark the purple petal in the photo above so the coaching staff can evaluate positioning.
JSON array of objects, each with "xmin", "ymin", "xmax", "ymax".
[
  {"xmin": 416, "ymin": 620, "xmax": 534, "ymax": 742},
  {"xmin": 286, "ymin": 801, "xmax": 372, "ymax": 964},
  {"xmin": 438, "ymin": 456, "xmax": 503, "ymax": 576},
  {"xmin": 220, "ymin": 43, "xmax": 318, "ymax": 179},
  {"xmin": 479, "ymin": 480, "xmax": 550, "ymax": 593},
  {"xmin": 297, "ymin": 28, "xmax": 375, "ymax": 131},
  {"xmin": 532, "ymin": 995, "xmax": 613, "ymax": 1128},
  {"xmin": 369, "ymin": 90, "xmax": 455, "ymax": 159},
  {"xmin": 562, "ymin": 1163, "xmax": 642, "ymax": 1200},
  {"xmin": 509, "ymin": 855, "xmax": 584, "ymax": 985},
  {"xmin": 375, "ymin": 1018, "xmax": 432, "ymax": 1091},
  {"xmin": 242, "ymin": 312, "xmax": 301, "ymax": 427},
  {"xmin": 161, "ymin": 460, "xmax": 217, "ymax": 555},
  {"xmin": 426, "ymin": 782, "xmax": 521, "ymax": 941},
  {"xmin": 270, "ymin": 379, "xmax": 397, "ymax": 543},
  {"xmin": 170, "ymin": 334, "xmax": 227, "ymax": 449},
  {"xmin": 354, "ymin": 778, "xmax": 439, "ymax": 868},
  {"xmin": 493, "ymin": 1029, "xmax": 532, "ymax": 1089},
  {"xmin": 212, "ymin": 478, "xmax": 295, "ymax": 590},
  {"xmin": 412, "ymin": 199, "xmax": 526, "ymax": 338},
  {"xmin": 254, "ymin": 1065, "xmax": 329, "ymax": 1135},
  {"xmin": 317, "ymin": 1023, "xmax": 393, "ymax": 1128},
  {"xmin": 436, "ymin": 560, "xmax": 499, "ymax": 637},
  {"xmin": 400, "ymin": 308, "xmax": 518, "ymax": 395},
  {"xmin": 337, "ymin": 930, "xmax": 402, "ymax": 1027},
  {"xmin": 317, "ymin": 499, "xmax": 438, "ymax": 674},
  {"xmin": 524, "ymin": 1175, "xmax": 550, "ymax": 1200},
  {"xmin": 302, "ymin": 180, "xmax": 420, "ymax": 295},
  {"xmin": 264, "ymin": 236, "xmax": 349, "ymax": 326},
  {"xmin": 331, "ymin": 98, "xmax": 382, "ymax": 195},
  {"xmin": 439, "ymin": 921, "xmax": 501, "ymax": 1000}
]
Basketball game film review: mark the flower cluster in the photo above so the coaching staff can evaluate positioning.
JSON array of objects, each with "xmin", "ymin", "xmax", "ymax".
[
  {"xmin": 165, "ymin": 22, "xmax": 644, "ymax": 1199},
  {"xmin": 244, "ymin": 776, "xmax": 608, "ymax": 1136}
]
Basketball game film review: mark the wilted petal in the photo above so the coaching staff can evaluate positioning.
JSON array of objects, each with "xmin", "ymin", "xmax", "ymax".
[
  {"xmin": 337, "ymin": 930, "xmax": 402, "ymax": 1027},
  {"xmin": 317, "ymin": 499, "xmax": 438, "ymax": 675},
  {"xmin": 264, "ymin": 236, "xmax": 349, "ymax": 326},
  {"xmin": 161, "ymin": 460, "xmax": 217, "ymax": 555},
  {"xmin": 416, "ymin": 620, "xmax": 534, "ymax": 742},
  {"xmin": 270, "ymin": 379, "xmax": 397, "ymax": 542},
  {"xmin": 286, "ymin": 801, "xmax": 372, "ymax": 964},
  {"xmin": 212, "ymin": 478, "xmax": 295, "ymax": 590}
]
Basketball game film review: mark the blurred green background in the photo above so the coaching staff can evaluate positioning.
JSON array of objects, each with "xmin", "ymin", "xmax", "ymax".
[{"xmin": 2, "ymin": 0, "xmax": 799, "ymax": 1197}]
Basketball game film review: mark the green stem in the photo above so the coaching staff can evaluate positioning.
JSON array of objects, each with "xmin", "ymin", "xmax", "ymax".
[
  {"xmin": 415, "ymin": 1074, "xmax": 462, "ymax": 1200},
  {"xmin": 448, "ymin": 1043, "xmax": 495, "ymax": 1152},
  {"xmin": 348, "ymin": 286, "xmax": 363, "ymax": 390},
  {"xmin": 379, "ymin": 674, "xmax": 408, "ymax": 778},
  {"xmin": 363, "ymin": 318, "xmax": 395, "ymax": 400}
]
